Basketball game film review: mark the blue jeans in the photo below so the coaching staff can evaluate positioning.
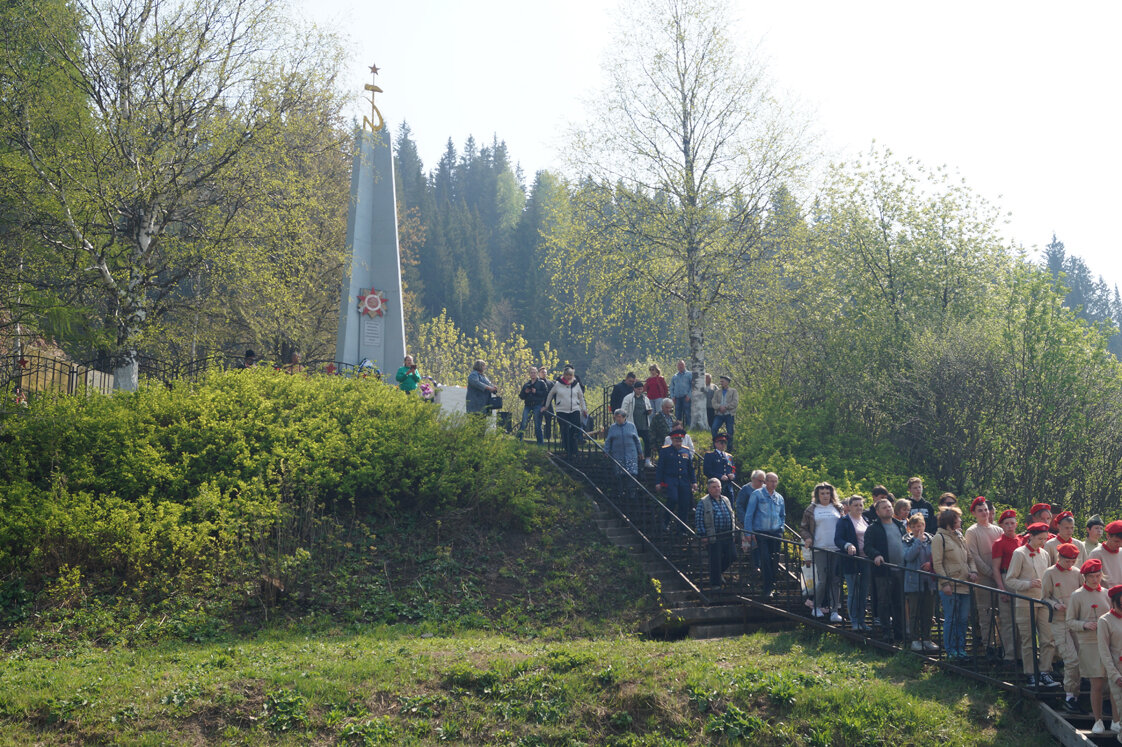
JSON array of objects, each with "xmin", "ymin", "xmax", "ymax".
[
  {"xmin": 674, "ymin": 395, "xmax": 690, "ymax": 427},
  {"xmin": 845, "ymin": 568, "xmax": 870, "ymax": 628},
  {"xmin": 940, "ymin": 591, "xmax": 971, "ymax": 657},
  {"xmin": 711, "ymin": 414, "xmax": 734, "ymax": 445},
  {"xmin": 518, "ymin": 404, "xmax": 543, "ymax": 444},
  {"xmin": 753, "ymin": 529, "xmax": 782, "ymax": 593}
]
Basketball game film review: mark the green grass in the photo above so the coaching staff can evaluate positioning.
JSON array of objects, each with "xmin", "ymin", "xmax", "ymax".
[{"xmin": 0, "ymin": 627, "xmax": 1047, "ymax": 746}]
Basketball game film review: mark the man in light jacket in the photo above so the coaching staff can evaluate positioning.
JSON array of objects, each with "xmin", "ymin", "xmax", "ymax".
[
  {"xmin": 669, "ymin": 360, "xmax": 693, "ymax": 427},
  {"xmin": 710, "ymin": 375, "xmax": 738, "ymax": 448}
]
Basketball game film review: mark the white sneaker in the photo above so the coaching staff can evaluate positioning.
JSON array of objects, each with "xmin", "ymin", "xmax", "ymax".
[
  {"xmin": 812, "ymin": 607, "xmax": 825, "ymax": 618},
  {"xmin": 1092, "ymin": 719, "xmax": 1105, "ymax": 735},
  {"xmin": 830, "ymin": 611, "xmax": 843, "ymax": 623},
  {"xmin": 923, "ymin": 641, "xmax": 940, "ymax": 652},
  {"xmin": 910, "ymin": 641, "xmax": 923, "ymax": 652},
  {"xmin": 645, "ymin": 458, "xmax": 654, "ymax": 468},
  {"xmin": 1110, "ymin": 720, "xmax": 1120, "ymax": 733}
]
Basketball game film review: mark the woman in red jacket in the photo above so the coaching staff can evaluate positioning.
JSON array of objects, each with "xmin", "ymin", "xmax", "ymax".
[{"xmin": 645, "ymin": 364, "xmax": 668, "ymax": 415}]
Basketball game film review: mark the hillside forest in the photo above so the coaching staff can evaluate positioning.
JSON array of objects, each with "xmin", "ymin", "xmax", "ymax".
[{"xmin": 3, "ymin": 0, "xmax": 1122, "ymax": 518}]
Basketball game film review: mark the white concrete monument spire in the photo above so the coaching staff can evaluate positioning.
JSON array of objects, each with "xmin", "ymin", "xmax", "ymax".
[{"xmin": 334, "ymin": 63, "xmax": 406, "ymax": 371}]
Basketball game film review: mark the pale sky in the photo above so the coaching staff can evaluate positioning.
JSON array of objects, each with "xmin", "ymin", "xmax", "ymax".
[{"xmin": 295, "ymin": 0, "xmax": 1122, "ymax": 287}]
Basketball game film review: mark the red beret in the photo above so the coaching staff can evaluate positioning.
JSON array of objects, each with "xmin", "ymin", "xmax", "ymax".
[
  {"xmin": 1057, "ymin": 543, "xmax": 1080, "ymax": 559},
  {"xmin": 1109, "ymin": 584, "xmax": 1122, "ymax": 601},
  {"xmin": 1106, "ymin": 520, "xmax": 1122, "ymax": 536},
  {"xmin": 1081, "ymin": 558, "xmax": 1103, "ymax": 574},
  {"xmin": 1026, "ymin": 522, "xmax": 1049, "ymax": 534},
  {"xmin": 998, "ymin": 509, "xmax": 1017, "ymax": 524},
  {"xmin": 970, "ymin": 496, "xmax": 987, "ymax": 512},
  {"xmin": 1029, "ymin": 503, "xmax": 1052, "ymax": 516},
  {"xmin": 1055, "ymin": 511, "xmax": 1074, "ymax": 524}
]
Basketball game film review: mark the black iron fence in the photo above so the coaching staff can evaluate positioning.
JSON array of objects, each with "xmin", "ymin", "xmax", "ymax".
[{"xmin": 548, "ymin": 418, "xmax": 1060, "ymax": 693}]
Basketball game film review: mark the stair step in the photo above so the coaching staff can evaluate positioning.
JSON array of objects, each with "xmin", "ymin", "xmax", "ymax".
[{"xmin": 689, "ymin": 623, "xmax": 748, "ymax": 639}]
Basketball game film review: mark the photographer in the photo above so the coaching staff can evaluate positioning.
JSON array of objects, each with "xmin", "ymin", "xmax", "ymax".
[
  {"xmin": 517, "ymin": 366, "xmax": 548, "ymax": 444},
  {"xmin": 395, "ymin": 355, "xmax": 422, "ymax": 393}
]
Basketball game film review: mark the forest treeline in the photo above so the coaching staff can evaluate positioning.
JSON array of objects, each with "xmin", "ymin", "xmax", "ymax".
[{"xmin": 3, "ymin": 0, "xmax": 1122, "ymax": 517}]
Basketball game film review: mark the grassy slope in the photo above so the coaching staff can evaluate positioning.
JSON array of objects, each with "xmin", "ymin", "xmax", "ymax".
[
  {"xmin": 0, "ymin": 375, "xmax": 1049, "ymax": 745},
  {"xmin": 0, "ymin": 627, "xmax": 1049, "ymax": 746}
]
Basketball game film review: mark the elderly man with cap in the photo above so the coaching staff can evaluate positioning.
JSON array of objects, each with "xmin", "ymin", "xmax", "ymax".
[
  {"xmin": 1006, "ymin": 522, "xmax": 1059, "ymax": 687},
  {"xmin": 1099, "ymin": 584, "xmax": 1122, "ymax": 735},
  {"xmin": 965, "ymin": 497, "xmax": 1004, "ymax": 659},
  {"xmin": 703, "ymin": 433, "xmax": 735, "ymax": 498},
  {"xmin": 1043, "ymin": 543, "xmax": 1086, "ymax": 708},
  {"xmin": 655, "ymin": 428, "xmax": 697, "ymax": 531},
  {"xmin": 1046, "ymin": 511, "xmax": 1086, "ymax": 565},
  {"xmin": 620, "ymin": 381, "xmax": 655, "ymax": 468},
  {"xmin": 710, "ymin": 375, "xmax": 738, "ymax": 448},
  {"xmin": 1069, "ymin": 558, "xmax": 1112, "ymax": 732},
  {"xmin": 696, "ymin": 478, "xmax": 736, "ymax": 589},
  {"xmin": 1091, "ymin": 521, "xmax": 1122, "ymax": 588},
  {"xmin": 649, "ymin": 397, "xmax": 676, "ymax": 467}
]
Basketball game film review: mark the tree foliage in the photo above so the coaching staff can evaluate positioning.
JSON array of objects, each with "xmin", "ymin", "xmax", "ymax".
[
  {"xmin": 0, "ymin": 0, "xmax": 347, "ymax": 387},
  {"xmin": 558, "ymin": 0, "xmax": 811, "ymax": 428}
]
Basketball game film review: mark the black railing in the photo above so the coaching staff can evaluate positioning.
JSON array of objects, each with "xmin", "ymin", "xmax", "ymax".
[{"xmin": 548, "ymin": 417, "xmax": 1062, "ymax": 694}]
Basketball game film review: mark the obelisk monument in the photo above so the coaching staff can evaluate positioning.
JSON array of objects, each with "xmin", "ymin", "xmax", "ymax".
[{"xmin": 335, "ymin": 64, "xmax": 406, "ymax": 371}]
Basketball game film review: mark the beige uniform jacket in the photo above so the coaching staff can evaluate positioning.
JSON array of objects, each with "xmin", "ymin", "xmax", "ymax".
[
  {"xmin": 1041, "ymin": 565, "xmax": 1082, "ymax": 614},
  {"xmin": 965, "ymin": 522, "xmax": 1003, "ymax": 581},
  {"xmin": 1068, "ymin": 586, "xmax": 1110, "ymax": 647},
  {"xmin": 1090, "ymin": 545, "xmax": 1122, "ymax": 588},
  {"xmin": 1045, "ymin": 536, "xmax": 1086, "ymax": 566},
  {"xmin": 1097, "ymin": 609, "xmax": 1122, "ymax": 682},
  {"xmin": 1005, "ymin": 545, "xmax": 1049, "ymax": 600}
]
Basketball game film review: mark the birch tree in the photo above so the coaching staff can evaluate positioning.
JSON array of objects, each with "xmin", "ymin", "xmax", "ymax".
[
  {"xmin": 562, "ymin": 0, "xmax": 811, "ymax": 429},
  {"xmin": 1, "ymin": 0, "xmax": 344, "ymax": 388}
]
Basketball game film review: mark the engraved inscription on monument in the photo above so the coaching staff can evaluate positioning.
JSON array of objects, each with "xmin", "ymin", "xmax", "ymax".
[{"xmin": 363, "ymin": 316, "xmax": 383, "ymax": 347}]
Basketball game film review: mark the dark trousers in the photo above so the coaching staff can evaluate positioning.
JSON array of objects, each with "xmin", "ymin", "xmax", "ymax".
[
  {"xmin": 906, "ymin": 590, "xmax": 936, "ymax": 643},
  {"xmin": 674, "ymin": 395, "xmax": 690, "ymax": 426},
  {"xmin": 663, "ymin": 480, "xmax": 693, "ymax": 530},
  {"xmin": 637, "ymin": 429, "xmax": 651, "ymax": 459},
  {"xmin": 875, "ymin": 573, "xmax": 906, "ymax": 640},
  {"xmin": 754, "ymin": 529, "xmax": 782, "ymax": 593},
  {"xmin": 707, "ymin": 537, "xmax": 735, "ymax": 587},
  {"xmin": 557, "ymin": 410, "xmax": 581, "ymax": 457}
]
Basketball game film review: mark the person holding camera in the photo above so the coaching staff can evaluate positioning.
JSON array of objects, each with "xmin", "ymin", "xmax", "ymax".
[
  {"xmin": 517, "ymin": 366, "xmax": 548, "ymax": 444},
  {"xmin": 395, "ymin": 355, "xmax": 421, "ymax": 393},
  {"xmin": 466, "ymin": 359, "xmax": 499, "ymax": 414}
]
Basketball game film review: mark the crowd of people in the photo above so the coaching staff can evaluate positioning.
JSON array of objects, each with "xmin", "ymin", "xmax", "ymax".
[{"xmin": 699, "ymin": 467, "xmax": 1122, "ymax": 733}]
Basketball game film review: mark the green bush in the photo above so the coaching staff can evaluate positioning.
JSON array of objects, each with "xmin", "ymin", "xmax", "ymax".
[{"xmin": 0, "ymin": 370, "xmax": 549, "ymax": 598}]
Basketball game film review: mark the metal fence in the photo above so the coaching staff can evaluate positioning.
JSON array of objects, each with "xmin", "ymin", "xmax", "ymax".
[{"xmin": 546, "ymin": 417, "xmax": 1060, "ymax": 693}]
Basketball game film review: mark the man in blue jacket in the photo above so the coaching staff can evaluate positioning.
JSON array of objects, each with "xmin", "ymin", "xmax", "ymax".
[
  {"xmin": 702, "ymin": 433, "xmax": 735, "ymax": 498},
  {"xmin": 656, "ymin": 429, "xmax": 697, "ymax": 531},
  {"xmin": 669, "ymin": 360, "xmax": 693, "ymax": 427},
  {"xmin": 744, "ymin": 472, "xmax": 785, "ymax": 597}
]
